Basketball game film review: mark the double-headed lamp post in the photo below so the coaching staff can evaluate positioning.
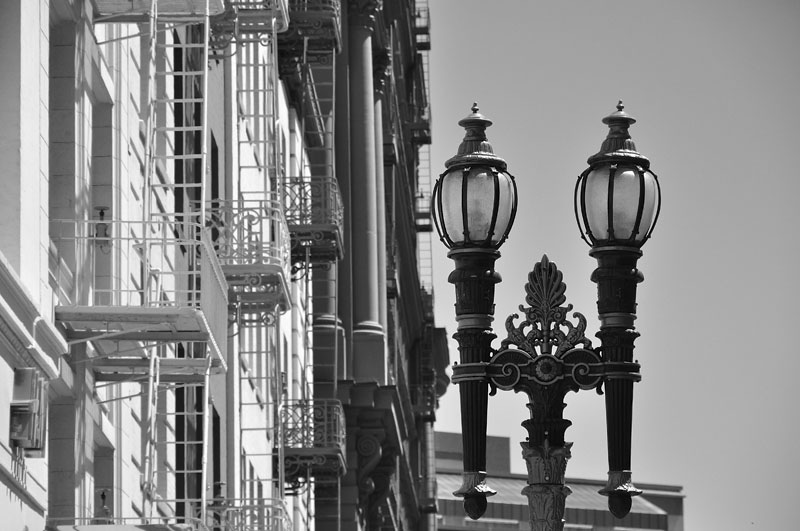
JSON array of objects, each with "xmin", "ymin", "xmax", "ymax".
[{"xmin": 432, "ymin": 102, "xmax": 660, "ymax": 529}]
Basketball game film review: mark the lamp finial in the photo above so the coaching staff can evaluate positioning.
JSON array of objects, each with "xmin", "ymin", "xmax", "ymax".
[
  {"xmin": 445, "ymin": 104, "xmax": 507, "ymax": 170},
  {"xmin": 587, "ymin": 103, "xmax": 649, "ymax": 168}
]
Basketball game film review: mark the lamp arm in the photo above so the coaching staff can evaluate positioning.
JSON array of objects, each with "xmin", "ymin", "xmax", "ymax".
[
  {"xmin": 447, "ymin": 248, "xmax": 501, "ymax": 520},
  {"xmin": 590, "ymin": 246, "xmax": 646, "ymax": 518}
]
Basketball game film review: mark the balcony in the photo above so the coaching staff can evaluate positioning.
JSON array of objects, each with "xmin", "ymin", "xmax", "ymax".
[
  {"xmin": 208, "ymin": 499, "xmax": 291, "ymax": 531},
  {"xmin": 412, "ymin": 381, "xmax": 437, "ymax": 422},
  {"xmin": 50, "ymin": 219, "xmax": 228, "ymax": 380},
  {"xmin": 48, "ymin": 501, "xmax": 290, "ymax": 531},
  {"xmin": 284, "ymin": 177, "xmax": 344, "ymax": 263},
  {"xmin": 227, "ymin": 1, "xmax": 290, "ymax": 34},
  {"xmin": 93, "ymin": 0, "xmax": 226, "ymax": 22},
  {"xmin": 278, "ymin": 0, "xmax": 342, "ymax": 54},
  {"xmin": 282, "ymin": 399, "xmax": 346, "ymax": 483},
  {"xmin": 207, "ymin": 196, "xmax": 292, "ymax": 312}
]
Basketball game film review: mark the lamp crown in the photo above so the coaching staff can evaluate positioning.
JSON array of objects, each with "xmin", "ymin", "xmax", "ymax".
[
  {"xmin": 588, "ymin": 100, "xmax": 649, "ymax": 168},
  {"xmin": 445, "ymin": 103, "xmax": 507, "ymax": 170}
]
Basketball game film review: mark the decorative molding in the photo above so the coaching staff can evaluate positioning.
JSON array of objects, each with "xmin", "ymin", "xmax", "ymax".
[
  {"xmin": 0, "ymin": 251, "xmax": 66, "ymax": 375},
  {"xmin": 357, "ymin": 430, "xmax": 384, "ymax": 508},
  {"xmin": 522, "ymin": 439, "xmax": 572, "ymax": 485},
  {"xmin": 522, "ymin": 483, "xmax": 572, "ymax": 531},
  {"xmin": 0, "ymin": 296, "xmax": 59, "ymax": 379},
  {"xmin": 348, "ymin": 0, "xmax": 382, "ymax": 31}
]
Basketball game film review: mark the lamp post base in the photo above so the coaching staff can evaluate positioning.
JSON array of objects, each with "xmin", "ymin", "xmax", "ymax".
[
  {"xmin": 522, "ymin": 484, "xmax": 571, "ymax": 531},
  {"xmin": 521, "ymin": 439, "xmax": 573, "ymax": 531}
]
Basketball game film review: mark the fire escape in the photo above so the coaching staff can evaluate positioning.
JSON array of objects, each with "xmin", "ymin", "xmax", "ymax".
[
  {"xmin": 51, "ymin": 0, "xmax": 228, "ymax": 529},
  {"xmin": 206, "ymin": 1, "xmax": 294, "ymax": 530},
  {"xmin": 278, "ymin": 1, "xmax": 347, "ymax": 528},
  {"xmin": 412, "ymin": 0, "xmax": 440, "ymax": 523}
]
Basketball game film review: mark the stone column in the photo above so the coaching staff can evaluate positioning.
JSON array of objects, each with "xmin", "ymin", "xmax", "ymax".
[
  {"xmin": 335, "ymin": 1, "xmax": 353, "ymax": 380},
  {"xmin": 373, "ymin": 46, "xmax": 391, "ymax": 335},
  {"xmin": 348, "ymin": 0, "xmax": 385, "ymax": 383}
]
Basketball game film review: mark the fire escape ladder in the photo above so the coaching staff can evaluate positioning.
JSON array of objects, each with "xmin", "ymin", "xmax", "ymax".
[
  {"xmin": 414, "ymin": 0, "xmax": 434, "ymax": 297},
  {"xmin": 236, "ymin": 310, "xmax": 286, "ymax": 505},
  {"xmin": 285, "ymin": 57, "xmax": 343, "ymax": 264},
  {"xmin": 236, "ymin": 24, "xmax": 282, "ymax": 197},
  {"xmin": 145, "ymin": 0, "xmax": 211, "ymax": 228},
  {"xmin": 206, "ymin": 20, "xmax": 291, "ymax": 312},
  {"xmin": 143, "ymin": 348, "xmax": 213, "ymax": 524}
]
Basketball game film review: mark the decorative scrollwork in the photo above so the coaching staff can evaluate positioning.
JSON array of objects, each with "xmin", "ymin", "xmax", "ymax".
[
  {"xmin": 486, "ymin": 348, "xmax": 530, "ymax": 391},
  {"xmin": 561, "ymin": 347, "xmax": 604, "ymax": 390},
  {"xmin": 486, "ymin": 256, "xmax": 603, "ymax": 397},
  {"xmin": 206, "ymin": 198, "xmax": 290, "ymax": 271},
  {"xmin": 500, "ymin": 255, "xmax": 592, "ymax": 357}
]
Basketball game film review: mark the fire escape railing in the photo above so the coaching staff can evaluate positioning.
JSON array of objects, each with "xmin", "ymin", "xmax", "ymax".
[
  {"xmin": 282, "ymin": 399, "xmax": 346, "ymax": 484},
  {"xmin": 205, "ymin": 195, "xmax": 292, "ymax": 310},
  {"xmin": 207, "ymin": 197, "xmax": 290, "ymax": 273},
  {"xmin": 284, "ymin": 176, "xmax": 344, "ymax": 262}
]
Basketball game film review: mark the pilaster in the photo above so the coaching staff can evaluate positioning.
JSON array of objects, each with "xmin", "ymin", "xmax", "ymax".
[{"xmin": 348, "ymin": 0, "xmax": 386, "ymax": 383}]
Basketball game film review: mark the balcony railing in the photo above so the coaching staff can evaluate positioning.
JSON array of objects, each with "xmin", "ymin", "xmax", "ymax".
[
  {"xmin": 207, "ymin": 499, "xmax": 291, "ymax": 531},
  {"xmin": 206, "ymin": 196, "xmax": 291, "ymax": 311},
  {"xmin": 282, "ymin": 399, "xmax": 346, "ymax": 481},
  {"xmin": 279, "ymin": 0, "xmax": 342, "ymax": 53},
  {"xmin": 46, "ymin": 500, "xmax": 291, "ymax": 531},
  {"xmin": 284, "ymin": 176, "xmax": 344, "ymax": 262},
  {"xmin": 50, "ymin": 219, "xmax": 228, "ymax": 361},
  {"xmin": 46, "ymin": 515, "xmax": 212, "ymax": 530}
]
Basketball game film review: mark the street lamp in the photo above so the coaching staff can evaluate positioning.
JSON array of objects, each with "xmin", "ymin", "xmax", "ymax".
[
  {"xmin": 431, "ymin": 103, "xmax": 518, "ymax": 519},
  {"xmin": 575, "ymin": 101, "xmax": 661, "ymax": 518},
  {"xmin": 433, "ymin": 102, "xmax": 661, "ymax": 529}
]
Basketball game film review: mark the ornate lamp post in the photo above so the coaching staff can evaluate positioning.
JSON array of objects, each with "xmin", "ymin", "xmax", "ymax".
[{"xmin": 433, "ymin": 102, "xmax": 661, "ymax": 529}]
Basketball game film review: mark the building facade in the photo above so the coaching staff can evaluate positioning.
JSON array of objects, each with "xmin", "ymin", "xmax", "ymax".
[{"xmin": 0, "ymin": 1, "xmax": 447, "ymax": 530}]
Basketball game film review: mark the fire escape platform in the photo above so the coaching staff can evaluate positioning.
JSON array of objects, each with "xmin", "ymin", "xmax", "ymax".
[
  {"xmin": 288, "ymin": 223, "xmax": 344, "ymax": 262},
  {"xmin": 221, "ymin": 263, "xmax": 292, "ymax": 311},
  {"xmin": 93, "ymin": 0, "xmax": 226, "ymax": 21},
  {"xmin": 55, "ymin": 306, "xmax": 225, "ymax": 362},
  {"xmin": 91, "ymin": 356, "xmax": 224, "ymax": 383},
  {"xmin": 55, "ymin": 524, "xmax": 205, "ymax": 531},
  {"xmin": 284, "ymin": 445, "xmax": 345, "ymax": 464},
  {"xmin": 230, "ymin": 0, "xmax": 291, "ymax": 33},
  {"xmin": 283, "ymin": 399, "xmax": 347, "ymax": 481},
  {"xmin": 279, "ymin": 0, "xmax": 343, "ymax": 53}
]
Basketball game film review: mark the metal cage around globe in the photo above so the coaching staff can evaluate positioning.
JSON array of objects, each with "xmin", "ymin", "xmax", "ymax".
[{"xmin": 574, "ymin": 102, "xmax": 661, "ymax": 249}]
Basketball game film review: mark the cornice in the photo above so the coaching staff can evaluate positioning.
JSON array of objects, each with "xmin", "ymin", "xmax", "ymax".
[{"xmin": 0, "ymin": 254, "xmax": 63, "ymax": 378}]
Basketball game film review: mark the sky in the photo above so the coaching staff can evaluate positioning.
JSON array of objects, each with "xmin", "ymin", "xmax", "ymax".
[{"xmin": 426, "ymin": 1, "xmax": 800, "ymax": 529}]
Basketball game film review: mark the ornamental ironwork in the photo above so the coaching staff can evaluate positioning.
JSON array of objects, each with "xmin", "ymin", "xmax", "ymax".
[
  {"xmin": 278, "ymin": 0, "xmax": 342, "ymax": 54},
  {"xmin": 206, "ymin": 196, "xmax": 291, "ymax": 311},
  {"xmin": 490, "ymin": 254, "xmax": 603, "ymax": 396},
  {"xmin": 282, "ymin": 399, "xmax": 346, "ymax": 486},
  {"xmin": 284, "ymin": 176, "xmax": 344, "ymax": 262}
]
